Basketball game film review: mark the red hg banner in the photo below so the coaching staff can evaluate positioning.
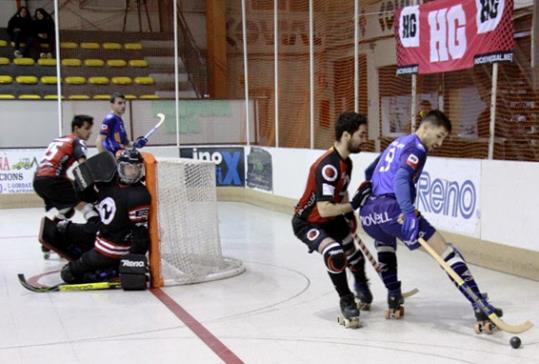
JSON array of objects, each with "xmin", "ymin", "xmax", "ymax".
[{"xmin": 395, "ymin": 0, "xmax": 514, "ymax": 75}]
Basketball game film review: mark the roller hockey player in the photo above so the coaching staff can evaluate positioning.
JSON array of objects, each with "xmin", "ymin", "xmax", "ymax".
[
  {"xmin": 33, "ymin": 115, "xmax": 98, "ymax": 258},
  {"xmin": 357, "ymin": 110, "xmax": 502, "ymax": 331},
  {"xmin": 292, "ymin": 112, "xmax": 373, "ymax": 328},
  {"xmin": 39, "ymin": 148, "xmax": 151, "ymax": 288}
]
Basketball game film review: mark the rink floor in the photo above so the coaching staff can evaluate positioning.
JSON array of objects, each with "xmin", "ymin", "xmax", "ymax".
[{"xmin": 0, "ymin": 202, "xmax": 538, "ymax": 364}]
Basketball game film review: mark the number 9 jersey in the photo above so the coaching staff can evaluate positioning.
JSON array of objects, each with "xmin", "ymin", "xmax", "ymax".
[{"xmin": 371, "ymin": 134, "xmax": 427, "ymax": 201}]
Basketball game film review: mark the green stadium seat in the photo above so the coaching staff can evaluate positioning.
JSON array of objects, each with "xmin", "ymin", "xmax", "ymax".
[
  {"xmin": 0, "ymin": 94, "xmax": 16, "ymax": 99},
  {"xmin": 134, "ymin": 76, "xmax": 155, "ymax": 85},
  {"xmin": 128, "ymin": 59, "xmax": 149, "ymax": 68},
  {"xmin": 18, "ymin": 94, "xmax": 41, "ymax": 100},
  {"xmin": 88, "ymin": 76, "xmax": 110, "ymax": 85},
  {"xmin": 103, "ymin": 42, "xmax": 122, "ymax": 50},
  {"xmin": 16, "ymin": 75, "xmax": 38, "ymax": 84},
  {"xmin": 0, "ymin": 75, "xmax": 13, "ymax": 84},
  {"xmin": 65, "ymin": 76, "xmax": 86, "ymax": 85},
  {"xmin": 84, "ymin": 59, "xmax": 105, "ymax": 67},
  {"xmin": 61, "ymin": 58, "xmax": 82, "ymax": 67},
  {"xmin": 107, "ymin": 59, "xmax": 127, "ymax": 67},
  {"xmin": 112, "ymin": 77, "xmax": 132, "ymax": 85},
  {"xmin": 38, "ymin": 58, "xmax": 57, "ymax": 66},
  {"xmin": 13, "ymin": 58, "xmax": 35, "ymax": 66},
  {"xmin": 80, "ymin": 42, "xmax": 100, "ymax": 50},
  {"xmin": 124, "ymin": 43, "xmax": 142, "ymax": 50}
]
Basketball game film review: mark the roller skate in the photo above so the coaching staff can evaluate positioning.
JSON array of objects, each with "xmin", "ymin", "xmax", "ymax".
[
  {"xmin": 384, "ymin": 288, "xmax": 405, "ymax": 320},
  {"xmin": 337, "ymin": 293, "xmax": 361, "ymax": 328},
  {"xmin": 473, "ymin": 297, "xmax": 503, "ymax": 335},
  {"xmin": 354, "ymin": 279, "xmax": 373, "ymax": 311},
  {"xmin": 41, "ymin": 245, "xmax": 51, "ymax": 260}
]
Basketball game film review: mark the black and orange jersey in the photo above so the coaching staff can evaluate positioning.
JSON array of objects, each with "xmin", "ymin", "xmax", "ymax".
[
  {"xmin": 294, "ymin": 147, "xmax": 352, "ymax": 224},
  {"xmin": 36, "ymin": 134, "xmax": 87, "ymax": 177}
]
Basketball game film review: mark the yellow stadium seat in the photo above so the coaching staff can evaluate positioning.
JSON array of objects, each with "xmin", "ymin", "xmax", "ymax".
[
  {"xmin": 107, "ymin": 59, "xmax": 127, "ymax": 67},
  {"xmin": 84, "ymin": 59, "xmax": 105, "ymax": 67},
  {"xmin": 80, "ymin": 42, "xmax": 100, "ymax": 49},
  {"xmin": 103, "ymin": 42, "xmax": 122, "ymax": 50},
  {"xmin": 16, "ymin": 75, "xmax": 38, "ymax": 84},
  {"xmin": 41, "ymin": 76, "xmax": 60, "ymax": 84},
  {"xmin": 13, "ymin": 58, "xmax": 35, "ymax": 66},
  {"xmin": 38, "ymin": 58, "xmax": 57, "ymax": 66},
  {"xmin": 0, "ymin": 75, "xmax": 13, "ymax": 84},
  {"xmin": 39, "ymin": 43, "xmax": 50, "ymax": 49},
  {"xmin": 88, "ymin": 76, "xmax": 110, "ymax": 85},
  {"xmin": 18, "ymin": 94, "xmax": 41, "ymax": 100},
  {"xmin": 68, "ymin": 95, "xmax": 90, "ymax": 100},
  {"xmin": 60, "ymin": 42, "xmax": 78, "ymax": 49},
  {"xmin": 139, "ymin": 94, "xmax": 159, "ymax": 100},
  {"xmin": 112, "ymin": 77, "xmax": 132, "ymax": 85},
  {"xmin": 11, "ymin": 42, "xmax": 26, "ymax": 47},
  {"xmin": 0, "ymin": 94, "xmax": 16, "ymax": 99},
  {"xmin": 61, "ymin": 58, "xmax": 82, "ymax": 67},
  {"xmin": 0, "ymin": 40, "xmax": 7, "ymax": 47},
  {"xmin": 128, "ymin": 59, "xmax": 148, "ymax": 68},
  {"xmin": 65, "ymin": 76, "xmax": 86, "ymax": 85},
  {"xmin": 124, "ymin": 94, "xmax": 137, "ymax": 100},
  {"xmin": 93, "ymin": 94, "xmax": 111, "ymax": 100},
  {"xmin": 44, "ymin": 94, "xmax": 65, "ymax": 100},
  {"xmin": 0, "ymin": 57, "xmax": 9, "ymax": 65},
  {"xmin": 124, "ymin": 43, "xmax": 142, "ymax": 50},
  {"xmin": 134, "ymin": 76, "xmax": 155, "ymax": 85}
]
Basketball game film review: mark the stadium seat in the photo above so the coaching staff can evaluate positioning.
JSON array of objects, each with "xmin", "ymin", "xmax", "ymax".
[
  {"xmin": 0, "ymin": 75, "xmax": 13, "ymax": 84},
  {"xmin": 128, "ymin": 59, "xmax": 149, "ymax": 68},
  {"xmin": 124, "ymin": 43, "xmax": 142, "ymax": 50},
  {"xmin": 38, "ymin": 58, "xmax": 57, "ymax": 66},
  {"xmin": 139, "ymin": 94, "xmax": 159, "ymax": 99},
  {"xmin": 18, "ymin": 94, "xmax": 41, "ymax": 100},
  {"xmin": 0, "ymin": 40, "xmax": 7, "ymax": 47},
  {"xmin": 41, "ymin": 76, "xmax": 59, "ymax": 84},
  {"xmin": 84, "ymin": 59, "xmax": 105, "ymax": 67},
  {"xmin": 107, "ymin": 59, "xmax": 127, "ymax": 67},
  {"xmin": 65, "ymin": 76, "xmax": 86, "ymax": 85},
  {"xmin": 61, "ymin": 58, "xmax": 82, "ymax": 67},
  {"xmin": 103, "ymin": 42, "xmax": 122, "ymax": 50},
  {"xmin": 0, "ymin": 57, "xmax": 9, "ymax": 65},
  {"xmin": 88, "ymin": 76, "xmax": 109, "ymax": 85},
  {"xmin": 111, "ymin": 77, "xmax": 132, "ymax": 85},
  {"xmin": 134, "ymin": 76, "xmax": 155, "ymax": 85},
  {"xmin": 124, "ymin": 94, "xmax": 137, "ymax": 100},
  {"xmin": 80, "ymin": 42, "xmax": 100, "ymax": 50},
  {"xmin": 68, "ymin": 95, "xmax": 90, "ymax": 100},
  {"xmin": 60, "ymin": 42, "xmax": 78, "ymax": 49},
  {"xmin": 0, "ymin": 94, "xmax": 16, "ymax": 99},
  {"xmin": 44, "ymin": 94, "xmax": 64, "ymax": 100},
  {"xmin": 93, "ymin": 94, "xmax": 111, "ymax": 100},
  {"xmin": 13, "ymin": 58, "xmax": 35, "ymax": 66},
  {"xmin": 39, "ymin": 43, "xmax": 50, "ymax": 49},
  {"xmin": 16, "ymin": 75, "xmax": 38, "ymax": 84},
  {"xmin": 11, "ymin": 42, "xmax": 26, "ymax": 47}
]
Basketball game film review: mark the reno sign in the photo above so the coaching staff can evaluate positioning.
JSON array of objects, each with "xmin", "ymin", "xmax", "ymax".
[{"xmin": 416, "ymin": 158, "xmax": 481, "ymax": 237}]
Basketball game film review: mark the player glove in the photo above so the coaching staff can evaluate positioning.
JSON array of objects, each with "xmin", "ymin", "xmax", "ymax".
[
  {"xmin": 343, "ymin": 211, "xmax": 357, "ymax": 234},
  {"xmin": 350, "ymin": 180, "xmax": 372, "ymax": 210},
  {"xmin": 401, "ymin": 211, "xmax": 419, "ymax": 245},
  {"xmin": 134, "ymin": 136, "xmax": 148, "ymax": 149}
]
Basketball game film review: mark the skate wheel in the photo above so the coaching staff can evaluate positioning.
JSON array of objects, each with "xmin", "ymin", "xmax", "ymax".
[
  {"xmin": 43, "ymin": 253, "xmax": 50, "ymax": 260},
  {"xmin": 474, "ymin": 323, "xmax": 483, "ymax": 334},
  {"xmin": 399, "ymin": 306, "xmax": 405, "ymax": 316},
  {"xmin": 394, "ymin": 308, "xmax": 403, "ymax": 320},
  {"xmin": 483, "ymin": 322, "xmax": 495, "ymax": 334},
  {"xmin": 358, "ymin": 302, "xmax": 371, "ymax": 311},
  {"xmin": 384, "ymin": 310, "xmax": 390, "ymax": 320}
]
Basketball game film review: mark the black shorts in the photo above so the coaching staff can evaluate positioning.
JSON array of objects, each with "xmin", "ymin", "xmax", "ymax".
[
  {"xmin": 292, "ymin": 215, "xmax": 350, "ymax": 253},
  {"xmin": 33, "ymin": 175, "xmax": 79, "ymax": 211}
]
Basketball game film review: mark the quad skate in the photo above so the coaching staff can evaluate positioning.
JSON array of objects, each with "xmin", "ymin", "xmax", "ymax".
[
  {"xmin": 354, "ymin": 279, "xmax": 373, "ymax": 311},
  {"xmin": 473, "ymin": 297, "xmax": 503, "ymax": 334},
  {"xmin": 384, "ymin": 288, "xmax": 405, "ymax": 320},
  {"xmin": 337, "ymin": 294, "xmax": 361, "ymax": 328},
  {"xmin": 41, "ymin": 245, "xmax": 51, "ymax": 260}
]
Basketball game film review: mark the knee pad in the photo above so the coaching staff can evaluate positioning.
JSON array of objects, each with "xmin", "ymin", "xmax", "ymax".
[
  {"xmin": 322, "ymin": 242, "xmax": 346, "ymax": 273},
  {"xmin": 346, "ymin": 249, "xmax": 365, "ymax": 273},
  {"xmin": 58, "ymin": 207, "xmax": 75, "ymax": 220},
  {"xmin": 442, "ymin": 243, "xmax": 465, "ymax": 266}
]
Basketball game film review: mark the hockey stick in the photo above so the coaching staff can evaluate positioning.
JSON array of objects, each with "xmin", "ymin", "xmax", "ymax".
[
  {"xmin": 18, "ymin": 274, "xmax": 121, "ymax": 293},
  {"xmin": 354, "ymin": 234, "xmax": 419, "ymax": 298},
  {"xmin": 144, "ymin": 113, "xmax": 166, "ymax": 140},
  {"xmin": 417, "ymin": 237, "xmax": 534, "ymax": 334}
]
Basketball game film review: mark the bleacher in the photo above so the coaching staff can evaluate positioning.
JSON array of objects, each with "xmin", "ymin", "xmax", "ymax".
[{"xmin": 0, "ymin": 29, "xmax": 196, "ymax": 100}]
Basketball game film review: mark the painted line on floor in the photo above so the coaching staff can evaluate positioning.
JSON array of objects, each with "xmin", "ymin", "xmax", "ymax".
[{"xmin": 151, "ymin": 288, "xmax": 245, "ymax": 364}]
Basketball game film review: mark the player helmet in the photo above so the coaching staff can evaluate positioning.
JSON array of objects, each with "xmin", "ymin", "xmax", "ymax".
[{"xmin": 117, "ymin": 148, "xmax": 144, "ymax": 184}]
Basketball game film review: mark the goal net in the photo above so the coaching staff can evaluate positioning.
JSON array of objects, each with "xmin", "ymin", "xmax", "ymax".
[{"xmin": 143, "ymin": 154, "xmax": 245, "ymax": 287}]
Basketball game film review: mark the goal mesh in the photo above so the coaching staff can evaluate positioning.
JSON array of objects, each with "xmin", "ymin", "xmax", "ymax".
[{"xmin": 144, "ymin": 154, "xmax": 245, "ymax": 287}]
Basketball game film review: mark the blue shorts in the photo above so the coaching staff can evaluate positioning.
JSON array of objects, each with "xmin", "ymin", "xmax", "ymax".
[{"xmin": 359, "ymin": 196, "xmax": 435, "ymax": 250}]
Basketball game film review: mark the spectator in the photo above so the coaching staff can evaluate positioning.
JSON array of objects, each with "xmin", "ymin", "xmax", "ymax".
[
  {"xmin": 7, "ymin": 7, "xmax": 34, "ymax": 58},
  {"xmin": 34, "ymin": 8, "xmax": 55, "ymax": 58}
]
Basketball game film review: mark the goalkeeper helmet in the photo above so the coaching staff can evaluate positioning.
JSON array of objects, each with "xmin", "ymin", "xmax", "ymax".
[{"xmin": 117, "ymin": 148, "xmax": 144, "ymax": 184}]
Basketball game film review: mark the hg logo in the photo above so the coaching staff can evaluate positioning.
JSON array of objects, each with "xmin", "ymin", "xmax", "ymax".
[{"xmin": 193, "ymin": 148, "xmax": 243, "ymax": 186}]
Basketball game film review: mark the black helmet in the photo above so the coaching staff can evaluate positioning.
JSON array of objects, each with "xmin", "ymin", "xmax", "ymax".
[{"xmin": 117, "ymin": 148, "xmax": 144, "ymax": 184}]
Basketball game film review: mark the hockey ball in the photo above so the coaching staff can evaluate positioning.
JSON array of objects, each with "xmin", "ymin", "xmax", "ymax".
[{"xmin": 510, "ymin": 336, "xmax": 521, "ymax": 349}]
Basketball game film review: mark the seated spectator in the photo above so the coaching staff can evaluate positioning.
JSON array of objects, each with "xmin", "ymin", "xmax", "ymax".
[
  {"xmin": 34, "ymin": 8, "xmax": 55, "ymax": 58},
  {"xmin": 7, "ymin": 7, "xmax": 34, "ymax": 58}
]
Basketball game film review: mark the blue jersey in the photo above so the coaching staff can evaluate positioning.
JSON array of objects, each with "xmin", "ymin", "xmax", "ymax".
[
  {"xmin": 100, "ymin": 112, "xmax": 128, "ymax": 153},
  {"xmin": 370, "ymin": 134, "xmax": 427, "ymax": 211}
]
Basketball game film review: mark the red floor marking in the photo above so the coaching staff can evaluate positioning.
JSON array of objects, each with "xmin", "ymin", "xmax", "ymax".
[
  {"xmin": 151, "ymin": 288, "xmax": 245, "ymax": 364},
  {"xmin": 27, "ymin": 270, "xmax": 60, "ymax": 287}
]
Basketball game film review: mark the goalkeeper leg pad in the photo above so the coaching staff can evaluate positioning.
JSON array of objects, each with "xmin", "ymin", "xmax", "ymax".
[{"xmin": 119, "ymin": 254, "xmax": 148, "ymax": 290}]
